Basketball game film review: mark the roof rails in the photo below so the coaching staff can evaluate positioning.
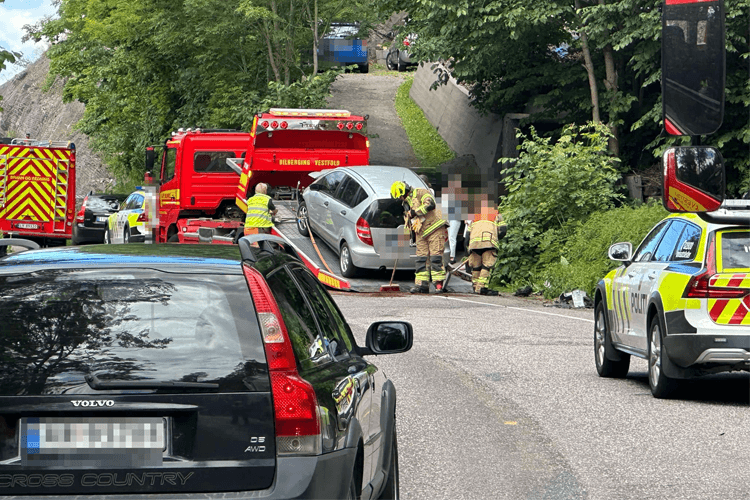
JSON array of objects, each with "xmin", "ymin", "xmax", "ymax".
[
  {"xmin": 238, "ymin": 234, "xmax": 301, "ymax": 262},
  {"xmin": 0, "ymin": 238, "xmax": 41, "ymax": 254}
]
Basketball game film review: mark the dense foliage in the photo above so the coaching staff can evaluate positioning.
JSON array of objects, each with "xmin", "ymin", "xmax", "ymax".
[
  {"xmin": 494, "ymin": 122, "xmax": 623, "ymax": 285},
  {"xmin": 379, "ymin": 0, "xmax": 750, "ymax": 194},
  {"xmin": 26, "ymin": 0, "xmax": 374, "ymax": 185},
  {"xmin": 520, "ymin": 202, "xmax": 669, "ymax": 298}
]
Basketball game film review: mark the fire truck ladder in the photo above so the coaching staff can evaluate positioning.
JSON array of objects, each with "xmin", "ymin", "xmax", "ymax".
[
  {"xmin": 52, "ymin": 157, "xmax": 70, "ymax": 232},
  {"xmin": 0, "ymin": 154, "xmax": 6, "ymax": 209}
]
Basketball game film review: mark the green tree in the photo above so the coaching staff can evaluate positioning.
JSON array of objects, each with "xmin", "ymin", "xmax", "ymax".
[
  {"xmin": 0, "ymin": 0, "xmax": 21, "ymax": 112},
  {"xmin": 379, "ymin": 0, "xmax": 749, "ymax": 192}
]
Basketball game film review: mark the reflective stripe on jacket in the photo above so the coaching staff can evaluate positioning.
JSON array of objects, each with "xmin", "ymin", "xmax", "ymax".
[
  {"xmin": 468, "ymin": 211, "xmax": 506, "ymax": 250},
  {"xmin": 406, "ymin": 188, "xmax": 447, "ymax": 237},
  {"xmin": 244, "ymin": 193, "xmax": 273, "ymax": 228}
]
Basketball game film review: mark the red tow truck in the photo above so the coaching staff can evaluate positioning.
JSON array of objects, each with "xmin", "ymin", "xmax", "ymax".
[{"xmin": 145, "ymin": 108, "xmax": 369, "ymax": 244}]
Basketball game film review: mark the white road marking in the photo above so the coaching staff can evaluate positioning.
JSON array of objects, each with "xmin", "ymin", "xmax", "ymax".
[{"xmin": 439, "ymin": 296, "xmax": 595, "ymax": 323}]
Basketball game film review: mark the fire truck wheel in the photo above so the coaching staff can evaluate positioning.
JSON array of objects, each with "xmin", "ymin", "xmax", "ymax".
[
  {"xmin": 296, "ymin": 203, "xmax": 310, "ymax": 237},
  {"xmin": 168, "ymin": 233, "xmax": 180, "ymax": 242},
  {"xmin": 340, "ymin": 242, "xmax": 359, "ymax": 278}
]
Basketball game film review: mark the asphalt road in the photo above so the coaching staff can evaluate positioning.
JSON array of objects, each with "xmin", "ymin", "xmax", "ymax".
[{"xmin": 333, "ymin": 292, "xmax": 750, "ymax": 500}]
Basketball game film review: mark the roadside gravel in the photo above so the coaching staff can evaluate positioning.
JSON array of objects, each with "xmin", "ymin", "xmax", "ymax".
[{"xmin": 327, "ymin": 73, "xmax": 421, "ymax": 169}]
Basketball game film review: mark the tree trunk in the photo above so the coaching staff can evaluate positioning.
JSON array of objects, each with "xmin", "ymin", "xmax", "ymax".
[
  {"xmin": 599, "ymin": 0, "xmax": 619, "ymax": 157},
  {"xmin": 575, "ymin": 0, "xmax": 600, "ymax": 124}
]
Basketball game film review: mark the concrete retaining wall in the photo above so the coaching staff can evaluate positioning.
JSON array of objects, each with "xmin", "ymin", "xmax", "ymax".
[{"xmin": 409, "ymin": 63, "xmax": 527, "ymax": 198}]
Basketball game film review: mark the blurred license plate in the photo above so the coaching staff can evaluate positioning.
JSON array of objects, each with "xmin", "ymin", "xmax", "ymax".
[
  {"xmin": 96, "ymin": 216, "xmax": 108, "ymax": 222},
  {"xmin": 15, "ymin": 223, "xmax": 39, "ymax": 230},
  {"xmin": 20, "ymin": 417, "xmax": 165, "ymax": 467}
]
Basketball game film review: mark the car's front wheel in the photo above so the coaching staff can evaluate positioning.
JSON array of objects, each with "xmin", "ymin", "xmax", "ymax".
[
  {"xmin": 379, "ymin": 426, "xmax": 399, "ymax": 499},
  {"xmin": 124, "ymin": 225, "xmax": 131, "ymax": 244},
  {"xmin": 296, "ymin": 202, "xmax": 310, "ymax": 237},
  {"xmin": 340, "ymin": 242, "xmax": 358, "ymax": 278},
  {"xmin": 105, "ymin": 228, "xmax": 112, "ymax": 244},
  {"xmin": 648, "ymin": 314, "xmax": 678, "ymax": 398},
  {"xmin": 594, "ymin": 302, "xmax": 630, "ymax": 378}
]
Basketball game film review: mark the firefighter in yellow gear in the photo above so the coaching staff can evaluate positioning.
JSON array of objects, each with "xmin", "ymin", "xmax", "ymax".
[
  {"xmin": 244, "ymin": 183, "xmax": 278, "ymax": 236},
  {"xmin": 391, "ymin": 181, "xmax": 449, "ymax": 294},
  {"xmin": 467, "ymin": 205, "xmax": 507, "ymax": 295}
]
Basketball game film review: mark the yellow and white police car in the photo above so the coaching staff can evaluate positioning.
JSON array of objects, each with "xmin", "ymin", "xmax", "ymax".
[
  {"xmin": 105, "ymin": 188, "xmax": 152, "ymax": 244},
  {"xmin": 594, "ymin": 148, "xmax": 750, "ymax": 398}
]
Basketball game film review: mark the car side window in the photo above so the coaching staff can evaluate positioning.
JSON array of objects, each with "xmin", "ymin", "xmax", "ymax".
[
  {"xmin": 133, "ymin": 194, "xmax": 145, "ymax": 209},
  {"xmin": 673, "ymin": 222, "xmax": 702, "ymax": 261},
  {"xmin": 653, "ymin": 220, "xmax": 685, "ymax": 262},
  {"xmin": 122, "ymin": 194, "xmax": 135, "ymax": 210},
  {"xmin": 162, "ymin": 147, "xmax": 177, "ymax": 183},
  {"xmin": 290, "ymin": 265, "xmax": 354, "ymax": 355},
  {"xmin": 265, "ymin": 268, "xmax": 331, "ymax": 371},
  {"xmin": 634, "ymin": 221, "xmax": 670, "ymax": 262},
  {"xmin": 322, "ymin": 171, "xmax": 346, "ymax": 195},
  {"xmin": 336, "ymin": 176, "xmax": 365, "ymax": 208}
]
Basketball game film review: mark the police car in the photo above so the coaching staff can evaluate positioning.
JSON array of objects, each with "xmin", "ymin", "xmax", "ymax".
[
  {"xmin": 594, "ymin": 148, "xmax": 750, "ymax": 398},
  {"xmin": 106, "ymin": 188, "xmax": 155, "ymax": 244}
]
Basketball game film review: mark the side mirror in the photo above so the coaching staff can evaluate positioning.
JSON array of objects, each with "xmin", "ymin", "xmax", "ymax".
[
  {"xmin": 662, "ymin": 146, "xmax": 724, "ymax": 213},
  {"xmin": 662, "ymin": 0, "xmax": 725, "ymax": 135},
  {"xmin": 608, "ymin": 242, "xmax": 632, "ymax": 262},
  {"xmin": 363, "ymin": 321, "xmax": 413, "ymax": 355},
  {"xmin": 145, "ymin": 147, "xmax": 156, "ymax": 172}
]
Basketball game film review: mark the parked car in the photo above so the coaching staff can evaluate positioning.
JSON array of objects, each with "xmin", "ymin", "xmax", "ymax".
[
  {"xmin": 385, "ymin": 33, "xmax": 418, "ymax": 72},
  {"xmin": 594, "ymin": 211, "xmax": 750, "ymax": 398},
  {"xmin": 318, "ymin": 22, "xmax": 369, "ymax": 73},
  {"xmin": 0, "ymin": 235, "xmax": 411, "ymax": 498},
  {"xmin": 72, "ymin": 192, "xmax": 127, "ymax": 245},
  {"xmin": 297, "ymin": 165, "xmax": 449, "ymax": 277},
  {"xmin": 106, "ymin": 187, "xmax": 155, "ymax": 244}
]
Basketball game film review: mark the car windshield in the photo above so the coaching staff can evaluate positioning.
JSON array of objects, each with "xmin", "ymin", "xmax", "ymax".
[{"xmin": 0, "ymin": 269, "xmax": 264, "ymax": 396}]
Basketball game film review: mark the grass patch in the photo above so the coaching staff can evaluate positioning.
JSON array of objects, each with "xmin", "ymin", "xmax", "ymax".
[{"xmin": 394, "ymin": 75, "xmax": 455, "ymax": 171}]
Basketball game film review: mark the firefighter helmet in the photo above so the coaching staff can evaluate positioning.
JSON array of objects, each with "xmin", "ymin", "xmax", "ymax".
[{"xmin": 390, "ymin": 181, "xmax": 409, "ymax": 199}]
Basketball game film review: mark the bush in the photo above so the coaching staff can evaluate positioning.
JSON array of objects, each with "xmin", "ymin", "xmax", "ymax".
[
  {"xmin": 494, "ymin": 122, "xmax": 623, "ymax": 286},
  {"xmin": 532, "ymin": 202, "xmax": 669, "ymax": 299}
]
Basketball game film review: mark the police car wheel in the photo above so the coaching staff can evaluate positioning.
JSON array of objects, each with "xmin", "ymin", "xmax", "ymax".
[
  {"xmin": 648, "ymin": 315, "xmax": 678, "ymax": 399},
  {"xmin": 124, "ymin": 225, "xmax": 131, "ymax": 244},
  {"xmin": 340, "ymin": 242, "xmax": 358, "ymax": 278},
  {"xmin": 386, "ymin": 49, "xmax": 398, "ymax": 71},
  {"xmin": 296, "ymin": 202, "xmax": 310, "ymax": 237},
  {"xmin": 105, "ymin": 229, "xmax": 112, "ymax": 244},
  {"xmin": 594, "ymin": 302, "xmax": 629, "ymax": 378}
]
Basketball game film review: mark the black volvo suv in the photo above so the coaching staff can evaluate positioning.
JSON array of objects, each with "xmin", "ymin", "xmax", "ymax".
[{"xmin": 0, "ymin": 235, "xmax": 410, "ymax": 499}]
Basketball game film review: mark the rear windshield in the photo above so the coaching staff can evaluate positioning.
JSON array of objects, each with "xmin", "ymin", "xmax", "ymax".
[
  {"xmin": 0, "ymin": 269, "xmax": 265, "ymax": 396},
  {"xmin": 362, "ymin": 199, "xmax": 405, "ymax": 228},
  {"xmin": 719, "ymin": 230, "xmax": 750, "ymax": 271}
]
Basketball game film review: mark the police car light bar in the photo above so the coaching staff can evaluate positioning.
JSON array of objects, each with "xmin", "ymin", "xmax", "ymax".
[{"xmin": 268, "ymin": 108, "xmax": 353, "ymax": 118}]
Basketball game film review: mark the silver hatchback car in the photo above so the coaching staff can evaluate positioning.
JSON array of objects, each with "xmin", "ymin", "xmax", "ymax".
[{"xmin": 297, "ymin": 166, "xmax": 448, "ymax": 277}]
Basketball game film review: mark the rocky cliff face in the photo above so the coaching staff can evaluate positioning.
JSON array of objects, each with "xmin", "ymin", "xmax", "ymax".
[{"xmin": 0, "ymin": 55, "xmax": 113, "ymax": 202}]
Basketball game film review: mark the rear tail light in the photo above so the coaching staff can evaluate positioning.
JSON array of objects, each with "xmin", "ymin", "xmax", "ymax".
[
  {"xmin": 261, "ymin": 120, "xmax": 269, "ymax": 128},
  {"xmin": 355, "ymin": 122, "xmax": 363, "ymax": 131},
  {"xmin": 75, "ymin": 195, "xmax": 88, "ymax": 223},
  {"xmin": 337, "ymin": 122, "xmax": 345, "ymax": 130},
  {"xmin": 356, "ymin": 217, "xmax": 374, "ymax": 246},
  {"xmin": 280, "ymin": 121, "xmax": 288, "ymax": 129},
  {"xmin": 346, "ymin": 122, "xmax": 354, "ymax": 130},
  {"xmin": 243, "ymin": 265, "xmax": 322, "ymax": 456},
  {"xmin": 137, "ymin": 212, "xmax": 147, "ymax": 223},
  {"xmin": 271, "ymin": 121, "xmax": 279, "ymax": 129},
  {"xmin": 684, "ymin": 232, "xmax": 749, "ymax": 299}
]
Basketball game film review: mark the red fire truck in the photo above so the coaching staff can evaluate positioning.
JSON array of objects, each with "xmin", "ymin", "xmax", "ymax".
[
  {"xmin": 0, "ymin": 137, "xmax": 76, "ymax": 250},
  {"xmin": 145, "ymin": 108, "xmax": 369, "ymax": 244}
]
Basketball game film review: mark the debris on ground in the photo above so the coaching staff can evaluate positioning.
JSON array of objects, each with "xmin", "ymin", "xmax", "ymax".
[
  {"xmin": 545, "ymin": 290, "xmax": 594, "ymax": 309},
  {"xmin": 513, "ymin": 285, "xmax": 533, "ymax": 297}
]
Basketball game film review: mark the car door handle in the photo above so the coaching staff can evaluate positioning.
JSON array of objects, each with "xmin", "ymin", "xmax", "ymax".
[
  {"xmin": 627, "ymin": 272, "xmax": 636, "ymax": 278},
  {"xmin": 340, "ymin": 210, "xmax": 346, "ymax": 215},
  {"xmin": 324, "ymin": 201, "xmax": 329, "ymax": 207},
  {"xmin": 647, "ymin": 272, "xmax": 657, "ymax": 280}
]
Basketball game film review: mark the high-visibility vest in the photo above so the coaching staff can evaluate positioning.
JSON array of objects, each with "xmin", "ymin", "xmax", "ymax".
[
  {"xmin": 468, "ymin": 211, "xmax": 506, "ymax": 250},
  {"xmin": 406, "ymin": 188, "xmax": 447, "ymax": 237},
  {"xmin": 244, "ymin": 194, "xmax": 273, "ymax": 228}
]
